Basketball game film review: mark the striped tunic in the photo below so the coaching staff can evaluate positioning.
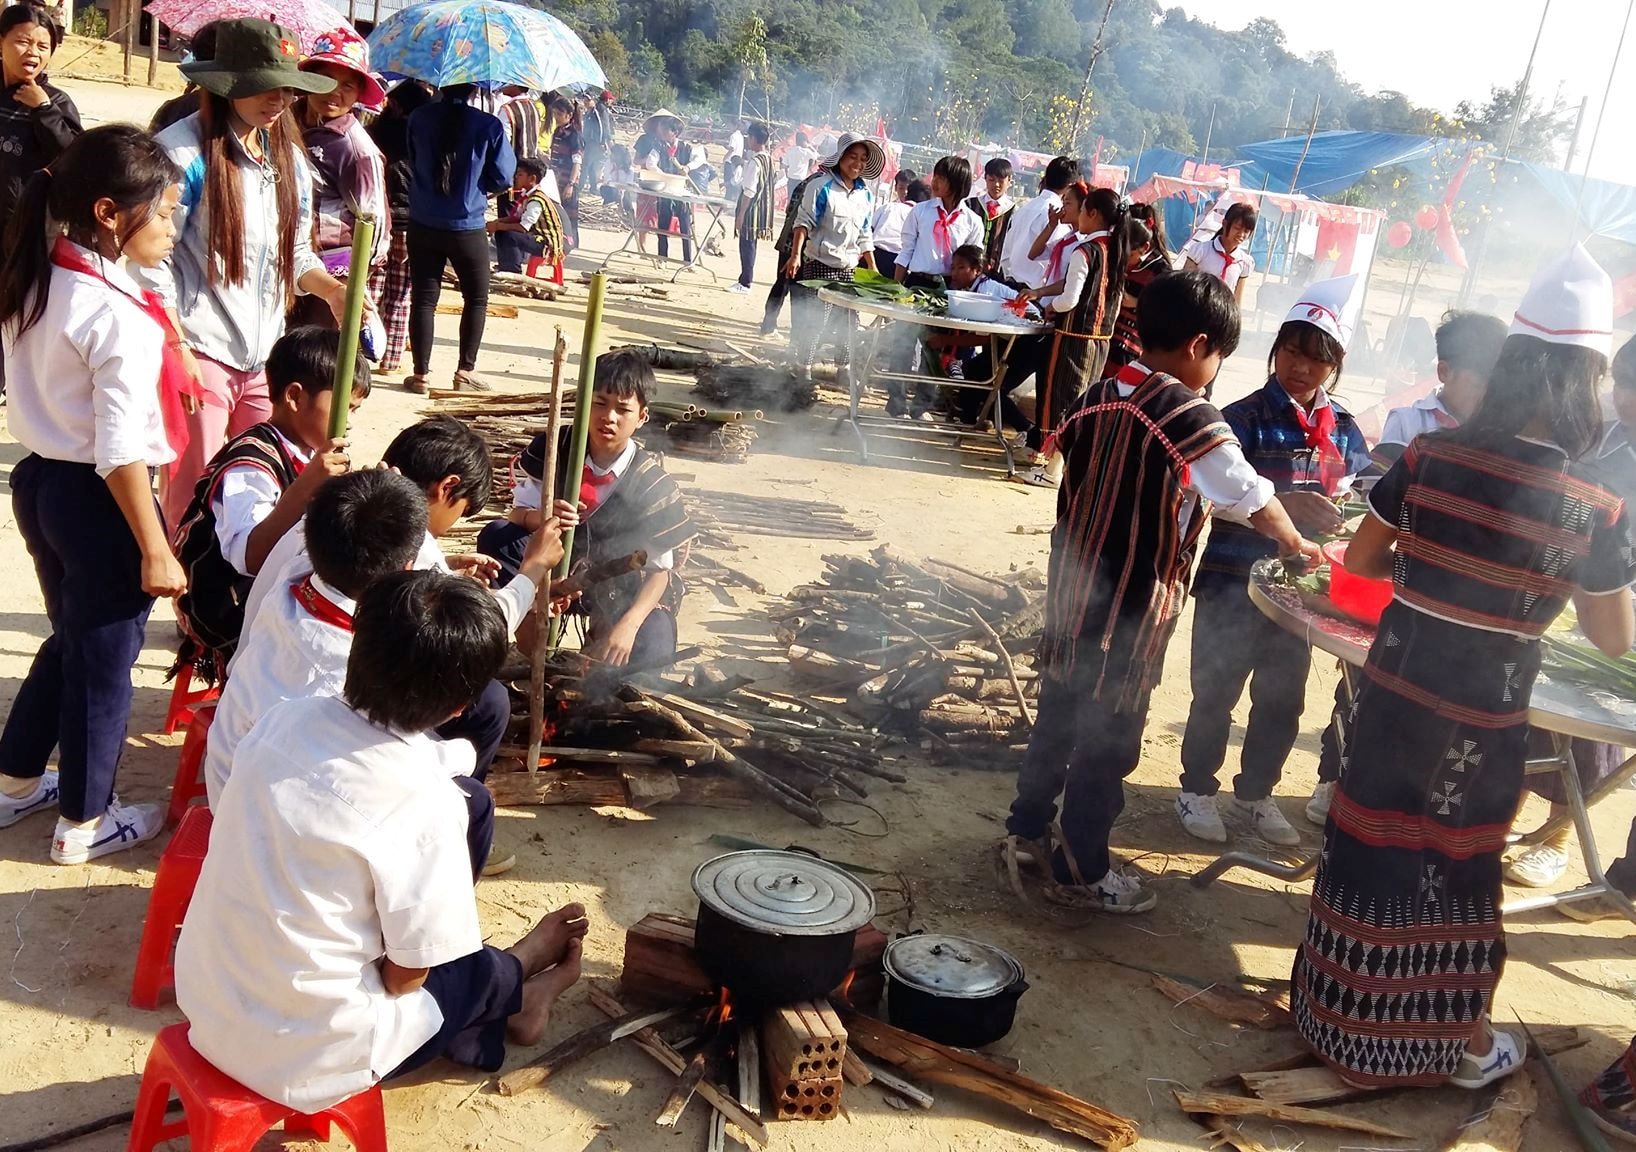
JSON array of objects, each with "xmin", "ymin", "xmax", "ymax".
[
  {"xmin": 1041, "ymin": 369, "xmax": 1236, "ymax": 710},
  {"xmin": 1292, "ymin": 431, "xmax": 1634, "ymax": 1086}
]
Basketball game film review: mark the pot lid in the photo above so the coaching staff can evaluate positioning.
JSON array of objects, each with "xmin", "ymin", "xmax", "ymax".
[
  {"xmin": 692, "ymin": 850, "xmax": 876, "ymax": 936},
  {"xmin": 883, "ymin": 934, "xmax": 1022, "ymax": 998}
]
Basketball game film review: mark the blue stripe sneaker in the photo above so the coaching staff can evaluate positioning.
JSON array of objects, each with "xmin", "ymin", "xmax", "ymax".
[
  {"xmin": 0, "ymin": 770, "xmax": 59, "ymax": 828},
  {"xmin": 1451, "ymin": 1025, "xmax": 1526, "ymax": 1089},
  {"xmin": 51, "ymin": 797, "xmax": 163, "ymax": 865}
]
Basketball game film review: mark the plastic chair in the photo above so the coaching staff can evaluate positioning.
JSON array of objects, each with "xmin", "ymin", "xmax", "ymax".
[
  {"xmin": 127, "ymin": 1023, "xmax": 389, "ymax": 1152},
  {"xmin": 129, "ymin": 807, "xmax": 213, "ymax": 1010},
  {"xmin": 165, "ymin": 665, "xmax": 220, "ymax": 735},
  {"xmin": 166, "ymin": 706, "xmax": 215, "ymax": 827},
  {"xmin": 525, "ymin": 254, "xmax": 565, "ymax": 285}
]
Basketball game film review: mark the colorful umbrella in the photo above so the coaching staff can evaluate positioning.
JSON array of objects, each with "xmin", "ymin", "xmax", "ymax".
[
  {"xmin": 367, "ymin": 0, "xmax": 605, "ymax": 93},
  {"xmin": 144, "ymin": 0, "xmax": 359, "ymax": 52}
]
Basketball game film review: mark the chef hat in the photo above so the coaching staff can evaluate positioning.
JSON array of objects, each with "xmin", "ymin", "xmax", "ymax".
[
  {"xmin": 1509, "ymin": 243, "xmax": 1613, "ymax": 356},
  {"xmin": 1285, "ymin": 273, "xmax": 1363, "ymax": 350}
]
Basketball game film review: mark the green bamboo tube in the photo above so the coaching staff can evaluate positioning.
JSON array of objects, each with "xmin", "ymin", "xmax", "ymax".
[
  {"xmin": 548, "ymin": 272, "xmax": 610, "ymax": 648},
  {"xmin": 326, "ymin": 215, "xmax": 376, "ymax": 441}
]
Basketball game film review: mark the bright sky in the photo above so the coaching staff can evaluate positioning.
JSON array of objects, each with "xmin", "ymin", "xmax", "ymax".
[{"xmin": 1175, "ymin": 0, "xmax": 1636, "ymax": 186}]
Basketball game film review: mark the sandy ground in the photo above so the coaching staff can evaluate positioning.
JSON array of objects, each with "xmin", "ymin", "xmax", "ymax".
[{"xmin": 1, "ymin": 79, "xmax": 1633, "ymax": 1152}]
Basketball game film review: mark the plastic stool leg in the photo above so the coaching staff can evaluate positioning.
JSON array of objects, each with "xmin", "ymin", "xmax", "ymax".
[
  {"xmin": 551, "ymin": 259, "xmax": 564, "ymax": 286},
  {"xmin": 125, "ymin": 1067, "xmax": 175, "ymax": 1152},
  {"xmin": 285, "ymin": 1112, "xmax": 333, "ymax": 1140},
  {"xmin": 128, "ymin": 853, "xmax": 197, "ymax": 1010},
  {"xmin": 329, "ymin": 1088, "xmax": 390, "ymax": 1152}
]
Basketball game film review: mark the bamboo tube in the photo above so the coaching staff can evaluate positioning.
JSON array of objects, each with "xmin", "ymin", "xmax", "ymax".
[
  {"xmin": 548, "ymin": 273, "xmax": 609, "ymax": 650},
  {"xmin": 326, "ymin": 215, "xmax": 376, "ymax": 440},
  {"xmin": 526, "ymin": 328, "xmax": 569, "ymax": 775}
]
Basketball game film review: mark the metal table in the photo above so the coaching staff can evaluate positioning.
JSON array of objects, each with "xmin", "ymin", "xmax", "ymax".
[
  {"xmin": 1190, "ymin": 560, "xmax": 1636, "ymax": 924},
  {"xmin": 602, "ymin": 181, "xmax": 737, "ymax": 283},
  {"xmin": 818, "ymin": 289, "xmax": 1051, "ymax": 476}
]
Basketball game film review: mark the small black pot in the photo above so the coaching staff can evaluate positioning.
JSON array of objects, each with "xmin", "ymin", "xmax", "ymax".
[
  {"xmin": 694, "ymin": 901, "xmax": 857, "ymax": 1006},
  {"xmin": 883, "ymin": 935, "xmax": 1028, "ymax": 1048}
]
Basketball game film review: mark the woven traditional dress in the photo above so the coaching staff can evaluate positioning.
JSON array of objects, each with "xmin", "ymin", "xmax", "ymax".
[
  {"xmin": 1292, "ymin": 431, "xmax": 1634, "ymax": 1085},
  {"xmin": 1040, "ymin": 234, "xmax": 1110, "ymax": 437}
]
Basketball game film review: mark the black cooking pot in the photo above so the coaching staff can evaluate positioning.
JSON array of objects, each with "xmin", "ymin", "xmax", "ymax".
[
  {"xmin": 884, "ymin": 934, "xmax": 1028, "ymax": 1048},
  {"xmin": 692, "ymin": 850, "xmax": 876, "ymax": 1006}
]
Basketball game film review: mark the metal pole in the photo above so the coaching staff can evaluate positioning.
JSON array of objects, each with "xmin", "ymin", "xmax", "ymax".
[
  {"xmin": 1287, "ymin": 94, "xmax": 1321, "ymax": 193},
  {"xmin": 1570, "ymin": 0, "xmax": 1635, "ymax": 240},
  {"xmin": 1460, "ymin": 0, "xmax": 1553, "ymax": 302},
  {"xmin": 1131, "ymin": 127, "xmax": 1147, "ymax": 185},
  {"xmin": 326, "ymin": 216, "xmax": 376, "ymax": 439},
  {"xmin": 1067, "ymin": 0, "xmax": 1117, "ymax": 151},
  {"xmin": 1562, "ymin": 95, "xmax": 1589, "ymax": 172},
  {"xmin": 1201, "ymin": 99, "xmax": 1216, "ymax": 166}
]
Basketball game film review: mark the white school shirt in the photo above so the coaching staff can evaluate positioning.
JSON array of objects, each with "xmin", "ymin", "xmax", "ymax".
[
  {"xmin": 1378, "ymin": 390, "xmax": 1457, "ymax": 447},
  {"xmin": 870, "ymin": 200, "xmax": 912, "ymax": 254},
  {"xmin": 1111, "ymin": 362, "xmax": 1273, "ymax": 531},
  {"xmin": 895, "ymin": 199, "xmax": 985, "ymax": 277},
  {"xmin": 176, "ymin": 695, "xmax": 483, "ymax": 1113},
  {"xmin": 1184, "ymin": 235, "xmax": 1253, "ymax": 290},
  {"xmin": 511, "ymin": 440, "xmax": 675, "ymax": 571},
  {"xmin": 239, "ymin": 519, "xmax": 537, "ymax": 643},
  {"xmin": 727, "ymin": 129, "xmax": 744, "ymax": 159},
  {"xmin": 975, "ymin": 192, "xmax": 1015, "ymax": 218},
  {"xmin": 999, "ymin": 189, "xmax": 1061, "ymax": 288},
  {"xmin": 780, "ymin": 143, "xmax": 815, "ymax": 182},
  {"xmin": 970, "ymin": 275, "xmax": 1020, "ymax": 303},
  {"xmin": 737, "ymin": 150, "xmax": 763, "ymax": 200},
  {"xmin": 794, "ymin": 174, "xmax": 874, "ymax": 271},
  {"xmin": 1049, "ymin": 231, "xmax": 1108, "ymax": 315},
  {"xmin": 211, "ymin": 426, "xmax": 313, "ymax": 577},
  {"xmin": 3, "ymin": 245, "xmax": 173, "ymax": 475}
]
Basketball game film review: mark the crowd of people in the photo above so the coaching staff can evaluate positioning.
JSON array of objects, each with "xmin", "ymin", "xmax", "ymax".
[{"xmin": 0, "ymin": 9, "xmax": 1634, "ymax": 1136}]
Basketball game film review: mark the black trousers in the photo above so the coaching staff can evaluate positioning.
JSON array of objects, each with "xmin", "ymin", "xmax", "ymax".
[
  {"xmin": 1007, "ymin": 649, "xmax": 1151, "ymax": 883},
  {"xmin": 1315, "ymin": 674, "xmax": 1351, "ymax": 786},
  {"xmin": 436, "ymin": 678, "xmax": 510, "ymax": 780},
  {"xmin": 387, "ymin": 944, "xmax": 523, "ymax": 1078},
  {"xmin": 0, "ymin": 456, "xmax": 154, "ymax": 821},
  {"xmin": 656, "ymin": 199, "xmax": 693, "ymax": 262},
  {"xmin": 873, "ymin": 247, "xmax": 899, "ymax": 278},
  {"xmin": 737, "ymin": 227, "xmax": 757, "ymax": 288},
  {"xmin": 1179, "ymin": 582, "xmax": 1312, "ymax": 799},
  {"xmin": 999, "ymin": 334, "xmax": 1049, "ymax": 445},
  {"xmin": 407, "ymin": 222, "xmax": 490, "ymax": 375},
  {"xmin": 760, "ymin": 256, "xmax": 793, "ymax": 334}
]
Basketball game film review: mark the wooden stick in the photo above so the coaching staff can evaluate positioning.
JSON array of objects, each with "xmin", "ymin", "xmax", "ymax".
[
  {"xmin": 1439, "ymin": 1070, "xmax": 1535, "ymax": 1151},
  {"xmin": 1171, "ymin": 1091, "xmax": 1411, "ymax": 1140},
  {"xmin": 526, "ymin": 328, "xmax": 568, "ymax": 776},
  {"xmin": 650, "ymin": 692, "xmax": 756, "ymax": 739},
  {"xmin": 969, "ymin": 609, "xmax": 1033, "ymax": 726},
  {"xmin": 839, "ymin": 1009, "xmax": 1136, "ymax": 1148},
  {"xmin": 496, "ymin": 999, "xmax": 704, "ymax": 1096},
  {"xmin": 856, "ymin": 1055, "xmax": 933, "ymax": 1107},
  {"xmin": 586, "ymin": 985, "xmax": 769, "ymax": 1148},
  {"xmin": 841, "ymin": 1049, "xmax": 874, "ymax": 1086},
  {"xmin": 654, "ymin": 1043, "xmax": 710, "ymax": 1127},
  {"xmin": 553, "ymin": 549, "xmax": 649, "ymax": 598},
  {"xmin": 738, "ymin": 1023, "xmax": 761, "ymax": 1119}
]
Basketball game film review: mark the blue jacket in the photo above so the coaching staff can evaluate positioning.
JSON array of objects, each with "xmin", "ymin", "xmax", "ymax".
[{"xmin": 405, "ymin": 99, "xmax": 515, "ymax": 231}]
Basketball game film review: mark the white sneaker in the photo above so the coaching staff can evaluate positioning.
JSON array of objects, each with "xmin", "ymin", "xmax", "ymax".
[
  {"xmin": 0, "ymin": 770, "xmax": 59, "ymax": 828},
  {"xmin": 51, "ymin": 797, "xmax": 163, "ymax": 865},
  {"xmin": 1305, "ymin": 781, "xmax": 1336, "ymax": 826},
  {"xmin": 1176, "ymin": 792, "xmax": 1227, "ymax": 843},
  {"xmin": 1021, "ymin": 466, "xmax": 1057, "ymax": 489},
  {"xmin": 1450, "ymin": 1026, "xmax": 1526, "ymax": 1090},
  {"xmin": 727, "ymin": 282, "xmax": 752, "ymax": 294},
  {"xmin": 1091, "ymin": 868, "xmax": 1159, "ymax": 914},
  {"xmin": 1234, "ymin": 797, "xmax": 1303, "ymax": 846},
  {"xmin": 1505, "ymin": 843, "xmax": 1569, "ymax": 888}
]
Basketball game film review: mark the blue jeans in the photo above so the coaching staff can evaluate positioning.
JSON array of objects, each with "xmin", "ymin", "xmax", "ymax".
[{"xmin": 496, "ymin": 229, "xmax": 545, "ymax": 273}]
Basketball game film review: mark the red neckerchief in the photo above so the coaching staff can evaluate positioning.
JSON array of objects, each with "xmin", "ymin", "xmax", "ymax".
[
  {"xmin": 984, "ymin": 197, "xmax": 1001, "ymax": 220},
  {"xmin": 932, "ymin": 203, "xmax": 956, "ymax": 262},
  {"xmin": 1286, "ymin": 388, "xmax": 1345, "ymax": 495},
  {"xmin": 290, "ymin": 575, "xmax": 353, "ymax": 632},
  {"xmin": 580, "ymin": 462, "xmax": 618, "ymax": 513},
  {"xmin": 1433, "ymin": 405, "xmax": 1460, "ymax": 430},
  {"xmin": 1211, "ymin": 237, "xmax": 1239, "ymax": 279},
  {"xmin": 1046, "ymin": 231, "xmax": 1080, "ymax": 284},
  {"xmin": 49, "ymin": 237, "xmax": 194, "ymax": 476},
  {"xmin": 1113, "ymin": 362, "xmax": 1151, "ymax": 389}
]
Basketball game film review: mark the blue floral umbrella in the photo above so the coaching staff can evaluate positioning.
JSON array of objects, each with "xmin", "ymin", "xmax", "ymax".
[{"xmin": 367, "ymin": 0, "xmax": 605, "ymax": 92}]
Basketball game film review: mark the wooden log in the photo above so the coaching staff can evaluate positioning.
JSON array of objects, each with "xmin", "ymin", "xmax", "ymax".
[
  {"xmin": 585, "ymin": 985, "xmax": 768, "ymax": 1149},
  {"xmin": 855, "ymin": 1056, "xmax": 934, "ymax": 1109},
  {"xmin": 620, "ymin": 765, "xmax": 681, "ymax": 809},
  {"xmin": 496, "ymin": 1000, "xmax": 705, "ymax": 1096},
  {"xmin": 436, "ymin": 301, "xmax": 520, "ymax": 318},
  {"xmin": 1440, "ymin": 1070, "xmax": 1535, "ymax": 1151},
  {"xmin": 839, "ymin": 1009, "xmax": 1139, "ymax": 1149},
  {"xmin": 763, "ymin": 1001, "xmax": 846, "ymax": 1081},
  {"xmin": 654, "ymin": 1042, "xmax": 710, "ymax": 1127},
  {"xmin": 1149, "ymin": 974, "xmax": 1290, "ymax": 1031},
  {"xmin": 738, "ymin": 1020, "xmax": 762, "ymax": 1117},
  {"xmin": 1238, "ymin": 1067, "xmax": 1374, "ymax": 1107},
  {"xmin": 484, "ymin": 767, "xmax": 753, "ymax": 809},
  {"xmin": 553, "ymin": 550, "xmax": 649, "ymax": 598},
  {"xmin": 648, "ymin": 692, "xmax": 756, "ymax": 739},
  {"xmin": 1170, "ymin": 1091, "xmax": 1410, "ymax": 1140},
  {"xmin": 969, "ymin": 609, "xmax": 1034, "ymax": 726},
  {"xmin": 841, "ymin": 1049, "xmax": 873, "ymax": 1086}
]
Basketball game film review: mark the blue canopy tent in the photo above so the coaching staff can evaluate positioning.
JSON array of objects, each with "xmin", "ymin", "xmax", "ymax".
[{"xmin": 1232, "ymin": 131, "xmax": 1451, "ymax": 197}]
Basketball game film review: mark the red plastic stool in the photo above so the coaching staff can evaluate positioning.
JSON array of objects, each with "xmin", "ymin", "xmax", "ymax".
[
  {"xmin": 165, "ymin": 666, "xmax": 221, "ymax": 735},
  {"xmin": 129, "ymin": 807, "xmax": 213, "ymax": 1010},
  {"xmin": 127, "ymin": 1023, "xmax": 389, "ymax": 1152},
  {"xmin": 524, "ymin": 254, "xmax": 565, "ymax": 285},
  {"xmin": 167, "ymin": 705, "xmax": 216, "ymax": 827}
]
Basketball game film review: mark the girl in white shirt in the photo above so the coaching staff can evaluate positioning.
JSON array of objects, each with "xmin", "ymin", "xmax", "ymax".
[
  {"xmin": 1183, "ymin": 201, "xmax": 1256, "ymax": 304},
  {"xmin": 0, "ymin": 125, "xmax": 189, "ymax": 864}
]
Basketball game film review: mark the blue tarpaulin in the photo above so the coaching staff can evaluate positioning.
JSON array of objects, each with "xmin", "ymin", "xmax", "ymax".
[
  {"xmin": 1514, "ymin": 162, "xmax": 1636, "ymax": 246},
  {"xmin": 1232, "ymin": 131, "xmax": 1444, "ymax": 197}
]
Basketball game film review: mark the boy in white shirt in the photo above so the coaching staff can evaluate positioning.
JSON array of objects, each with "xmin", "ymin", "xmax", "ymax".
[
  {"xmin": 870, "ymin": 170, "xmax": 918, "ymax": 277},
  {"xmin": 779, "ymin": 130, "xmax": 816, "ymax": 197},
  {"xmin": 176, "ymin": 570, "xmax": 587, "ymax": 1113},
  {"xmin": 1375, "ymin": 310, "xmax": 1505, "ymax": 451},
  {"xmin": 965, "ymin": 157, "xmax": 1016, "ymax": 272},
  {"xmin": 173, "ymin": 326, "xmax": 368, "ymax": 678},
  {"xmin": 999, "ymin": 155, "xmax": 1078, "ymax": 288}
]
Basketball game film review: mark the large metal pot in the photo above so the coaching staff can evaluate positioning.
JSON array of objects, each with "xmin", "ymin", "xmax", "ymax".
[
  {"xmin": 883, "ymin": 934, "xmax": 1028, "ymax": 1047},
  {"xmin": 691, "ymin": 850, "xmax": 876, "ymax": 1006}
]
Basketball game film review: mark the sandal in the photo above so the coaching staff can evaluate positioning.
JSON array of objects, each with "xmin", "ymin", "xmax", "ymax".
[{"xmin": 403, "ymin": 374, "xmax": 429, "ymax": 394}]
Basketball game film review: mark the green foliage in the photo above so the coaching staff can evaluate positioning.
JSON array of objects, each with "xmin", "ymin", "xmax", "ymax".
[
  {"xmin": 561, "ymin": 0, "xmax": 1568, "ymax": 173},
  {"xmin": 72, "ymin": 5, "xmax": 108, "ymax": 39}
]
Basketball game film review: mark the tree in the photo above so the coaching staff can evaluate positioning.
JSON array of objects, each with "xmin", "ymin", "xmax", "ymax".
[
  {"xmin": 1453, "ymin": 79, "xmax": 1577, "ymax": 164},
  {"xmin": 727, "ymin": 14, "xmax": 772, "ymax": 119}
]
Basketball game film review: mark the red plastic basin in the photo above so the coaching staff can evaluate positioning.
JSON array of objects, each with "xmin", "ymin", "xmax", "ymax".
[{"xmin": 1324, "ymin": 540, "xmax": 1392, "ymax": 625}]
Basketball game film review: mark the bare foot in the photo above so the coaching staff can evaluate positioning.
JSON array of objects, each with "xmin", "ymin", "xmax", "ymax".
[
  {"xmin": 508, "ymin": 903, "xmax": 589, "ymax": 979},
  {"xmin": 505, "ymin": 938, "xmax": 584, "ymax": 1046}
]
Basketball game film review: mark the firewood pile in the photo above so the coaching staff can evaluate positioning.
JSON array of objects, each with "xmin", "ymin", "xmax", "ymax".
[
  {"xmin": 487, "ymin": 654, "xmax": 904, "ymax": 826},
  {"xmin": 649, "ymin": 404, "xmax": 760, "ymax": 463},
  {"xmin": 770, "ymin": 546, "xmax": 1045, "ymax": 754},
  {"xmin": 688, "ymin": 489, "xmax": 875, "ymax": 544},
  {"xmin": 693, "ymin": 362, "xmax": 818, "ymax": 412},
  {"xmin": 490, "ymin": 910, "xmax": 1142, "ymax": 1150}
]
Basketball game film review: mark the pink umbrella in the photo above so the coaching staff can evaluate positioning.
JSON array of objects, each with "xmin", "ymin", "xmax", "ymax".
[{"xmin": 145, "ymin": 0, "xmax": 360, "ymax": 52}]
